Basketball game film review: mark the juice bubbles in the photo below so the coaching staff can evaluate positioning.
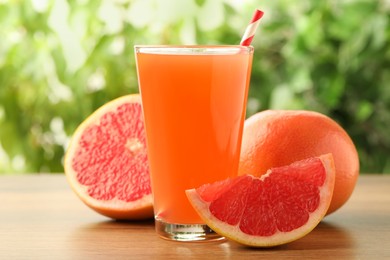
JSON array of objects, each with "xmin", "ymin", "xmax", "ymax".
[{"xmin": 135, "ymin": 46, "xmax": 253, "ymax": 240}]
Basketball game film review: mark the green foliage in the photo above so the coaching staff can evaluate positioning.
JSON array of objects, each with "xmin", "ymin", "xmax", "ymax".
[{"xmin": 0, "ymin": 0, "xmax": 389, "ymax": 173}]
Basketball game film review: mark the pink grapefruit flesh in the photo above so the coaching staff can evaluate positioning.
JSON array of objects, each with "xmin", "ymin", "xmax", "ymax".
[
  {"xmin": 64, "ymin": 94, "xmax": 153, "ymax": 220},
  {"xmin": 186, "ymin": 154, "xmax": 335, "ymax": 247}
]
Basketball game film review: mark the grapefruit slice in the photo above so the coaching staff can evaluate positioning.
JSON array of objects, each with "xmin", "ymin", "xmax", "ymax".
[
  {"xmin": 186, "ymin": 154, "xmax": 335, "ymax": 247},
  {"xmin": 64, "ymin": 94, "xmax": 153, "ymax": 220}
]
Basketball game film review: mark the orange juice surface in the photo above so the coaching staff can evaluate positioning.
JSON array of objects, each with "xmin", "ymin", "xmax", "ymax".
[{"xmin": 136, "ymin": 46, "xmax": 253, "ymax": 224}]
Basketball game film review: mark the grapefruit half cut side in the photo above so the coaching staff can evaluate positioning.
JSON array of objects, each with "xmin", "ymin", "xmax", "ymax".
[
  {"xmin": 64, "ymin": 94, "xmax": 153, "ymax": 220},
  {"xmin": 186, "ymin": 154, "xmax": 335, "ymax": 247}
]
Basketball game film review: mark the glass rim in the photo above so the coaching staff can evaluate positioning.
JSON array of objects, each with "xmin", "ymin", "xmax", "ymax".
[{"xmin": 134, "ymin": 45, "xmax": 254, "ymax": 55}]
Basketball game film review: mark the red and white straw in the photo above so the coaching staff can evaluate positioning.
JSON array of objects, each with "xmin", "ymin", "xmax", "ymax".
[{"xmin": 240, "ymin": 9, "xmax": 264, "ymax": 46}]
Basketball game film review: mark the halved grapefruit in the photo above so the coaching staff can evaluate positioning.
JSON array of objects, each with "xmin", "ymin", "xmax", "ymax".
[
  {"xmin": 64, "ymin": 94, "xmax": 153, "ymax": 220},
  {"xmin": 186, "ymin": 154, "xmax": 335, "ymax": 247}
]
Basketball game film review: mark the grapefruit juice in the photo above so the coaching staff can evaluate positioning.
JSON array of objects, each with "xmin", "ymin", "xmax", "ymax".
[{"xmin": 135, "ymin": 46, "xmax": 253, "ymax": 241}]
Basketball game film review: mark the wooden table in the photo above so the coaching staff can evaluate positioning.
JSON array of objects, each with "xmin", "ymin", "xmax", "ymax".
[{"xmin": 0, "ymin": 174, "xmax": 389, "ymax": 259}]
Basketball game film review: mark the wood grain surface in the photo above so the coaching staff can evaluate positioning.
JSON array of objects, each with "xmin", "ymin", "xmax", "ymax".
[{"xmin": 0, "ymin": 174, "xmax": 389, "ymax": 259}]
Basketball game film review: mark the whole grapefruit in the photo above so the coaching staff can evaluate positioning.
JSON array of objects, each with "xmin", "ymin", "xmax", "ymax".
[{"xmin": 238, "ymin": 110, "xmax": 359, "ymax": 215}]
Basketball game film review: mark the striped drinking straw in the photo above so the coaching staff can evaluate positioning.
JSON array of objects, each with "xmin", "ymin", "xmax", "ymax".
[{"xmin": 240, "ymin": 9, "xmax": 264, "ymax": 46}]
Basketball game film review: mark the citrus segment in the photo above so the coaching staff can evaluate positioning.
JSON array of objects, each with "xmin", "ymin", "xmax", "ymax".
[
  {"xmin": 186, "ymin": 154, "xmax": 335, "ymax": 247},
  {"xmin": 64, "ymin": 94, "xmax": 153, "ymax": 220},
  {"xmin": 239, "ymin": 110, "xmax": 359, "ymax": 215}
]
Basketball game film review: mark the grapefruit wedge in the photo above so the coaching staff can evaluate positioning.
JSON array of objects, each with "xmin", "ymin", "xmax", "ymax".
[
  {"xmin": 64, "ymin": 94, "xmax": 153, "ymax": 220},
  {"xmin": 186, "ymin": 154, "xmax": 335, "ymax": 247}
]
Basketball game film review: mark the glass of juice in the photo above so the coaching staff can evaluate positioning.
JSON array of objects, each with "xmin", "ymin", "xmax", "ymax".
[{"xmin": 135, "ymin": 45, "xmax": 253, "ymax": 242}]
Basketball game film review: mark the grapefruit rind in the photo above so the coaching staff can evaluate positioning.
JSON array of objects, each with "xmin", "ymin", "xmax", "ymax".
[
  {"xmin": 186, "ymin": 154, "xmax": 335, "ymax": 247},
  {"xmin": 64, "ymin": 94, "xmax": 153, "ymax": 220}
]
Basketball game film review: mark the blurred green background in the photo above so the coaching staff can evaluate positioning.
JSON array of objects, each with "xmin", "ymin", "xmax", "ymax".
[{"xmin": 0, "ymin": 0, "xmax": 389, "ymax": 174}]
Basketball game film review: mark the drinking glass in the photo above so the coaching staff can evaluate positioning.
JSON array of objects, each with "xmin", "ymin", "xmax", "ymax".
[{"xmin": 135, "ymin": 45, "xmax": 253, "ymax": 241}]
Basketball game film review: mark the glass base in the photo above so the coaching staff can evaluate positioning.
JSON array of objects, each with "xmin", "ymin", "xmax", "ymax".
[{"xmin": 155, "ymin": 218, "xmax": 225, "ymax": 242}]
